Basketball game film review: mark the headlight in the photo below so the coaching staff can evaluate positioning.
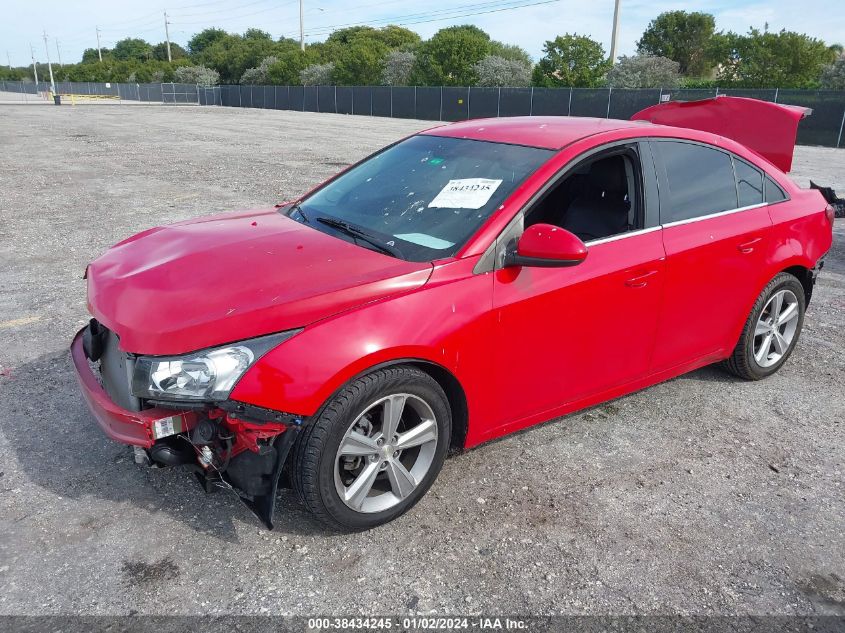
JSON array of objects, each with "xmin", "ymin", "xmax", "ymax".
[{"xmin": 131, "ymin": 330, "xmax": 300, "ymax": 402}]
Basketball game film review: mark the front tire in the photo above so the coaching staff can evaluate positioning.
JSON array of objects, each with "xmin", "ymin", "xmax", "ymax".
[
  {"xmin": 291, "ymin": 366, "xmax": 451, "ymax": 531},
  {"xmin": 724, "ymin": 272, "xmax": 806, "ymax": 380}
]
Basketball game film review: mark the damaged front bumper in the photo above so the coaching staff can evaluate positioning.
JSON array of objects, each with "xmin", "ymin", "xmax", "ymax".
[{"xmin": 71, "ymin": 327, "xmax": 304, "ymax": 529}]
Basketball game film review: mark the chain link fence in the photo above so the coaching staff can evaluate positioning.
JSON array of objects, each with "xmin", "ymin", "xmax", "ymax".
[
  {"xmin": 3, "ymin": 80, "xmax": 843, "ymax": 148},
  {"xmin": 0, "ymin": 80, "xmax": 197, "ymax": 105}
]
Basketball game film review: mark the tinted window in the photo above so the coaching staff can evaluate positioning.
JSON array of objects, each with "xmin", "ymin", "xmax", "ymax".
[
  {"xmin": 735, "ymin": 158, "xmax": 763, "ymax": 207},
  {"xmin": 293, "ymin": 135, "xmax": 552, "ymax": 262},
  {"xmin": 765, "ymin": 175, "xmax": 787, "ymax": 203},
  {"xmin": 655, "ymin": 141, "xmax": 738, "ymax": 223}
]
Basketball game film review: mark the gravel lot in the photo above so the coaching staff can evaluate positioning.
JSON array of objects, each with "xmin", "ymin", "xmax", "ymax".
[{"xmin": 0, "ymin": 105, "xmax": 843, "ymax": 617}]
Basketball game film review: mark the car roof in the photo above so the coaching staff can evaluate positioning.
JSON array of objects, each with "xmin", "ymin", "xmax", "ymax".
[{"xmin": 420, "ymin": 116, "xmax": 655, "ymax": 150}]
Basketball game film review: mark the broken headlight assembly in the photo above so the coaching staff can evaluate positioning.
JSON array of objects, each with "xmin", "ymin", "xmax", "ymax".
[{"xmin": 131, "ymin": 330, "xmax": 301, "ymax": 402}]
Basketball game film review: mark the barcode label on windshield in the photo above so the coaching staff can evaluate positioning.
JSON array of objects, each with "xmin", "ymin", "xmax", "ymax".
[{"xmin": 428, "ymin": 178, "xmax": 502, "ymax": 209}]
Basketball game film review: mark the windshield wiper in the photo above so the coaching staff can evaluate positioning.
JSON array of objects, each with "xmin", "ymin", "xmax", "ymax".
[{"xmin": 315, "ymin": 216, "xmax": 403, "ymax": 258}]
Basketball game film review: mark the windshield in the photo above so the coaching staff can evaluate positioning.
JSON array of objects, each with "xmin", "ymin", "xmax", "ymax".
[{"xmin": 289, "ymin": 135, "xmax": 553, "ymax": 262}]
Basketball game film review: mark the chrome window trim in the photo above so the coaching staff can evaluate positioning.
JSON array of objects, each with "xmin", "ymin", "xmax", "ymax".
[
  {"xmin": 584, "ymin": 225, "xmax": 662, "ymax": 246},
  {"xmin": 660, "ymin": 202, "xmax": 768, "ymax": 229}
]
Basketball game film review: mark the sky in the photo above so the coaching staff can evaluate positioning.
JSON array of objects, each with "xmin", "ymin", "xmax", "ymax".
[{"xmin": 3, "ymin": 0, "xmax": 844, "ymax": 68}]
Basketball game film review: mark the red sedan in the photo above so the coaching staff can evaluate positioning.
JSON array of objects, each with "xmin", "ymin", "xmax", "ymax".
[{"xmin": 72, "ymin": 97, "xmax": 834, "ymax": 530}]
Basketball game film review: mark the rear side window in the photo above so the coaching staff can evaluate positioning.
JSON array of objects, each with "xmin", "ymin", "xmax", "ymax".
[
  {"xmin": 654, "ymin": 141, "xmax": 738, "ymax": 223},
  {"xmin": 765, "ymin": 175, "xmax": 787, "ymax": 203},
  {"xmin": 735, "ymin": 158, "xmax": 764, "ymax": 207}
]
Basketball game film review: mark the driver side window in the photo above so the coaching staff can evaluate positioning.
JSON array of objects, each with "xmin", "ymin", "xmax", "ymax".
[{"xmin": 525, "ymin": 147, "xmax": 643, "ymax": 242}]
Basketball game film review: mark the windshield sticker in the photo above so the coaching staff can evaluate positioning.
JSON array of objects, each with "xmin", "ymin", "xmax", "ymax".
[
  {"xmin": 428, "ymin": 157, "xmax": 445, "ymax": 166},
  {"xmin": 428, "ymin": 178, "xmax": 503, "ymax": 209},
  {"xmin": 394, "ymin": 233, "xmax": 455, "ymax": 249}
]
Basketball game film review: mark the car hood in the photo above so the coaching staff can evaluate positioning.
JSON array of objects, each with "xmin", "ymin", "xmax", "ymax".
[{"xmin": 86, "ymin": 208, "xmax": 433, "ymax": 355}]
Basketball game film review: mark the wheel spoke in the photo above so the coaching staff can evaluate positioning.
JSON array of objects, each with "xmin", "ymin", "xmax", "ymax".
[
  {"xmin": 385, "ymin": 458, "xmax": 417, "ymax": 499},
  {"xmin": 344, "ymin": 461, "xmax": 380, "ymax": 510},
  {"xmin": 754, "ymin": 319, "xmax": 771, "ymax": 336},
  {"xmin": 772, "ymin": 331, "xmax": 788, "ymax": 355},
  {"xmin": 381, "ymin": 394, "xmax": 407, "ymax": 440},
  {"xmin": 755, "ymin": 333, "xmax": 773, "ymax": 363},
  {"xmin": 777, "ymin": 302, "xmax": 798, "ymax": 325},
  {"xmin": 770, "ymin": 292, "xmax": 783, "ymax": 321},
  {"xmin": 395, "ymin": 419, "xmax": 437, "ymax": 450},
  {"xmin": 339, "ymin": 431, "xmax": 380, "ymax": 457}
]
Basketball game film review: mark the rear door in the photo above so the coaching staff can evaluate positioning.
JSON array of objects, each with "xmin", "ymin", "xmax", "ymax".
[{"xmin": 649, "ymin": 139, "xmax": 773, "ymax": 372}]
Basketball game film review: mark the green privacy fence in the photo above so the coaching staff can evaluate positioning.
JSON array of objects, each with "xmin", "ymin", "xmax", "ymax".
[{"xmin": 3, "ymin": 80, "xmax": 844, "ymax": 148}]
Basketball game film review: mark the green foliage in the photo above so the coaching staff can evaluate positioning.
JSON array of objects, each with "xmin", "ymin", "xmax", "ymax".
[
  {"xmin": 174, "ymin": 65, "xmax": 220, "ymax": 86},
  {"xmin": 412, "ymin": 25, "xmax": 492, "ymax": 86},
  {"xmin": 81, "ymin": 47, "xmax": 108, "ymax": 63},
  {"xmin": 489, "ymin": 41, "xmax": 533, "ymax": 67},
  {"xmin": 713, "ymin": 28, "xmax": 837, "ymax": 88},
  {"xmin": 333, "ymin": 39, "xmax": 389, "ymax": 85},
  {"xmin": 152, "ymin": 42, "xmax": 187, "ymax": 61},
  {"xmin": 532, "ymin": 34, "xmax": 610, "ymax": 87},
  {"xmin": 112, "ymin": 38, "xmax": 153, "ymax": 62},
  {"xmin": 474, "ymin": 55, "xmax": 532, "ymax": 87},
  {"xmin": 240, "ymin": 56, "xmax": 278, "ymax": 84},
  {"xmin": 820, "ymin": 56, "xmax": 845, "ymax": 90},
  {"xmin": 382, "ymin": 51, "xmax": 416, "ymax": 86},
  {"xmin": 300, "ymin": 63, "xmax": 335, "ymax": 86},
  {"xmin": 637, "ymin": 11, "xmax": 716, "ymax": 76},
  {"xmin": 193, "ymin": 32, "xmax": 279, "ymax": 83},
  {"xmin": 606, "ymin": 55, "xmax": 680, "ymax": 88},
  {"xmin": 266, "ymin": 49, "xmax": 319, "ymax": 85},
  {"xmin": 188, "ymin": 28, "xmax": 228, "ymax": 56}
]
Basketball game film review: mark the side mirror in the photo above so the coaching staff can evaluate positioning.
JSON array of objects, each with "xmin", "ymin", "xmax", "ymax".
[{"xmin": 504, "ymin": 223, "xmax": 588, "ymax": 268}]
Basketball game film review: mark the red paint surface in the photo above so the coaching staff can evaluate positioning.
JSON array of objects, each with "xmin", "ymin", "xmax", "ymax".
[
  {"xmin": 631, "ymin": 96, "xmax": 811, "ymax": 173},
  {"xmin": 79, "ymin": 108, "xmax": 832, "ymax": 452}
]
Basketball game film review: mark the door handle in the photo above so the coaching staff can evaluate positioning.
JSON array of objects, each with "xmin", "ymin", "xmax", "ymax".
[
  {"xmin": 624, "ymin": 270, "xmax": 659, "ymax": 288},
  {"xmin": 738, "ymin": 237, "xmax": 762, "ymax": 254}
]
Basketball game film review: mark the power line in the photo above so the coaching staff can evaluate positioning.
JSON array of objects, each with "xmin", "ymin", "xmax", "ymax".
[{"xmin": 289, "ymin": 0, "xmax": 564, "ymax": 39}]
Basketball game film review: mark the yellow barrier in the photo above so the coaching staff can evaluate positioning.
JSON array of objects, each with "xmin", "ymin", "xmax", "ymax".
[{"xmin": 57, "ymin": 93, "xmax": 121, "ymax": 105}]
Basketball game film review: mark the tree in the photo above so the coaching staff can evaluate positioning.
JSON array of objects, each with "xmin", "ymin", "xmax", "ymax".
[
  {"xmin": 152, "ymin": 42, "xmax": 187, "ymax": 61},
  {"xmin": 112, "ymin": 38, "xmax": 153, "ymax": 62},
  {"xmin": 474, "ymin": 55, "xmax": 532, "ymax": 87},
  {"xmin": 532, "ymin": 34, "xmax": 609, "ymax": 87},
  {"xmin": 241, "ymin": 56, "xmax": 278, "ymax": 84},
  {"xmin": 376, "ymin": 25, "xmax": 421, "ymax": 50},
  {"xmin": 266, "ymin": 49, "xmax": 319, "ymax": 85},
  {"xmin": 382, "ymin": 51, "xmax": 416, "ymax": 86},
  {"xmin": 333, "ymin": 39, "xmax": 389, "ymax": 85},
  {"xmin": 174, "ymin": 65, "xmax": 220, "ymax": 85},
  {"xmin": 637, "ymin": 11, "xmax": 716, "ymax": 76},
  {"xmin": 820, "ymin": 55, "xmax": 845, "ymax": 89},
  {"xmin": 81, "ymin": 47, "xmax": 109, "ymax": 63},
  {"xmin": 606, "ymin": 55, "xmax": 680, "ymax": 88},
  {"xmin": 714, "ymin": 28, "xmax": 838, "ymax": 88},
  {"xmin": 300, "ymin": 62, "xmax": 335, "ymax": 85},
  {"xmin": 489, "ymin": 41, "xmax": 533, "ymax": 67},
  {"xmin": 412, "ymin": 25, "xmax": 492, "ymax": 86},
  {"xmin": 244, "ymin": 28, "xmax": 273, "ymax": 41},
  {"xmin": 188, "ymin": 28, "xmax": 228, "ymax": 56},
  {"xmin": 194, "ymin": 33, "xmax": 278, "ymax": 83}
]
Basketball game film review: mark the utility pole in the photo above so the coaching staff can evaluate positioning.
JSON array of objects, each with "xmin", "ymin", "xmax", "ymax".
[
  {"xmin": 6, "ymin": 50, "xmax": 11, "ymax": 70},
  {"xmin": 30, "ymin": 44, "xmax": 38, "ymax": 85},
  {"xmin": 55, "ymin": 39, "xmax": 62, "ymax": 66},
  {"xmin": 609, "ymin": 0, "xmax": 621, "ymax": 64},
  {"xmin": 42, "ymin": 29, "xmax": 55, "ymax": 93},
  {"xmin": 96, "ymin": 26, "xmax": 103, "ymax": 61},
  {"xmin": 299, "ymin": 0, "xmax": 305, "ymax": 51},
  {"xmin": 164, "ymin": 11, "xmax": 172, "ymax": 62}
]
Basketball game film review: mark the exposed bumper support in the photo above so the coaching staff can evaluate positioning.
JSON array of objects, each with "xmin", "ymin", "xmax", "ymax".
[{"xmin": 71, "ymin": 328, "xmax": 198, "ymax": 448}]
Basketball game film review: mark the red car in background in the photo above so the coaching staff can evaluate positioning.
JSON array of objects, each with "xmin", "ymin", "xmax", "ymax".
[{"xmin": 72, "ymin": 97, "xmax": 834, "ymax": 531}]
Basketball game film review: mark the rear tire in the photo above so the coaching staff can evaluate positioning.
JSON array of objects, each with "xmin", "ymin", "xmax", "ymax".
[
  {"xmin": 291, "ymin": 365, "xmax": 451, "ymax": 531},
  {"xmin": 724, "ymin": 272, "xmax": 805, "ymax": 380}
]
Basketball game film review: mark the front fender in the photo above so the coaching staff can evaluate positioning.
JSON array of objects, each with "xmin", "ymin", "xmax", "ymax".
[{"xmin": 229, "ymin": 258, "xmax": 496, "ymax": 441}]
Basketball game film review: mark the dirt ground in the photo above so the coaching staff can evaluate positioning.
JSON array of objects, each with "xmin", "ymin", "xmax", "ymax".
[{"xmin": 0, "ymin": 105, "xmax": 843, "ymax": 617}]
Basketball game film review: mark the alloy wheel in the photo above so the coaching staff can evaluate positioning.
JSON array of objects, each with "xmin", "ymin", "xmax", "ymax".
[
  {"xmin": 752, "ymin": 289, "xmax": 800, "ymax": 368},
  {"xmin": 334, "ymin": 393, "xmax": 439, "ymax": 513}
]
